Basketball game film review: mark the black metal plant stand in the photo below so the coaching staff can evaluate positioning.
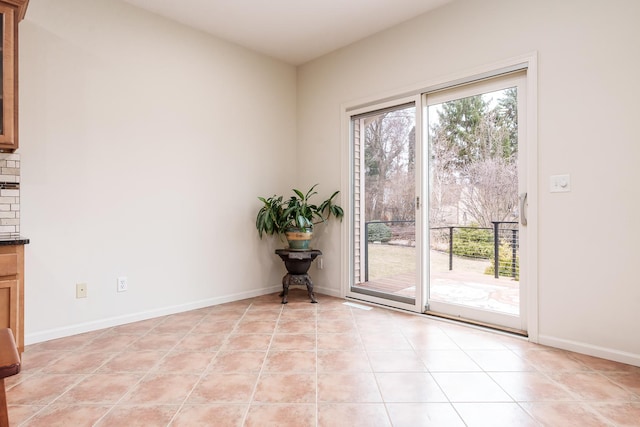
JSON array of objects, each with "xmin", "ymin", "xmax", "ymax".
[{"xmin": 275, "ymin": 249, "xmax": 322, "ymax": 304}]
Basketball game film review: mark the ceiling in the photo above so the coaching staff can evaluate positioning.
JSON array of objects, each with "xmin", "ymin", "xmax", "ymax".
[{"xmin": 120, "ymin": 0, "xmax": 453, "ymax": 65}]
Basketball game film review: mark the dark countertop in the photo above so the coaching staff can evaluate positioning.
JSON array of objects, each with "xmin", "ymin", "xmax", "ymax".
[{"xmin": 0, "ymin": 234, "xmax": 29, "ymax": 246}]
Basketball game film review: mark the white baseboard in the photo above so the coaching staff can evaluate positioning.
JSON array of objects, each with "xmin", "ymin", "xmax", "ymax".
[
  {"xmin": 277, "ymin": 284, "xmax": 341, "ymax": 300},
  {"xmin": 313, "ymin": 285, "xmax": 341, "ymax": 298},
  {"xmin": 538, "ymin": 334, "xmax": 640, "ymax": 367},
  {"xmin": 25, "ymin": 286, "xmax": 280, "ymax": 345}
]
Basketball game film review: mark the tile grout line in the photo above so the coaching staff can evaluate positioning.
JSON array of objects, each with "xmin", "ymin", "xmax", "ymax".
[
  {"xmin": 16, "ymin": 326, "xmax": 132, "ymax": 427},
  {"xmin": 399, "ymin": 316, "xmax": 461, "ymax": 421},
  {"xmin": 360, "ymin": 312, "xmax": 409, "ymax": 418},
  {"xmin": 92, "ymin": 310, "xmax": 217, "ymax": 426},
  {"xmin": 352, "ymin": 307, "xmax": 396, "ymax": 422},
  {"xmin": 165, "ymin": 305, "xmax": 254, "ymax": 426},
  {"xmin": 239, "ymin": 302, "xmax": 285, "ymax": 426}
]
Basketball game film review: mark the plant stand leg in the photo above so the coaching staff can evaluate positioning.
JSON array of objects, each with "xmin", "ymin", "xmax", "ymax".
[
  {"xmin": 279, "ymin": 274, "xmax": 317, "ymax": 304},
  {"xmin": 280, "ymin": 274, "xmax": 291, "ymax": 304},
  {"xmin": 304, "ymin": 275, "xmax": 318, "ymax": 303}
]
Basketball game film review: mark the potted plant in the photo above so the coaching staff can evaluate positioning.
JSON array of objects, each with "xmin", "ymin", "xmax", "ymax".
[{"xmin": 256, "ymin": 184, "xmax": 344, "ymax": 250}]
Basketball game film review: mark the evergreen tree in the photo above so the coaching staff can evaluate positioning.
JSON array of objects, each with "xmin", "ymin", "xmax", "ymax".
[
  {"xmin": 429, "ymin": 88, "xmax": 519, "ymax": 227},
  {"xmin": 495, "ymin": 87, "xmax": 518, "ymax": 159},
  {"xmin": 435, "ymin": 95, "xmax": 488, "ymax": 169}
]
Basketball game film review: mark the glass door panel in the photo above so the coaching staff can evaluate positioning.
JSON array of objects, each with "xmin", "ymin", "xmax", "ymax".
[
  {"xmin": 426, "ymin": 72, "xmax": 526, "ymax": 331},
  {"xmin": 349, "ymin": 102, "xmax": 419, "ymax": 307}
]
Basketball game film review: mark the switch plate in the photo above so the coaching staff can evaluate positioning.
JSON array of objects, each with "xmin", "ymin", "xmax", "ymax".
[
  {"xmin": 117, "ymin": 276, "xmax": 128, "ymax": 292},
  {"xmin": 550, "ymin": 174, "xmax": 571, "ymax": 192},
  {"xmin": 76, "ymin": 283, "xmax": 87, "ymax": 298}
]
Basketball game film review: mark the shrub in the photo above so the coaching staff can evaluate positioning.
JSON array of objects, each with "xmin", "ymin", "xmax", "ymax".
[
  {"xmin": 367, "ymin": 222, "xmax": 392, "ymax": 242},
  {"xmin": 485, "ymin": 241, "xmax": 520, "ymax": 279},
  {"xmin": 451, "ymin": 227, "xmax": 493, "ymax": 259}
]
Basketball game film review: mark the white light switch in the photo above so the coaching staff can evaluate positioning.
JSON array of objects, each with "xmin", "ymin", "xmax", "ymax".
[{"xmin": 550, "ymin": 174, "xmax": 571, "ymax": 192}]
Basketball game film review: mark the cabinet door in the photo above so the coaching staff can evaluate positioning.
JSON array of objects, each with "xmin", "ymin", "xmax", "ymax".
[
  {"xmin": 0, "ymin": 4, "xmax": 16, "ymax": 150},
  {"xmin": 0, "ymin": 279, "xmax": 17, "ymax": 333},
  {"xmin": 0, "ymin": 244, "xmax": 22, "ymax": 354}
]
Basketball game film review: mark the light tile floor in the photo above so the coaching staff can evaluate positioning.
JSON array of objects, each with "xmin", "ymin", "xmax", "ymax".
[{"xmin": 6, "ymin": 290, "xmax": 640, "ymax": 426}]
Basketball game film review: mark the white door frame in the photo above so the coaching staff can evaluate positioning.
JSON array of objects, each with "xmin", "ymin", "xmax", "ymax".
[{"xmin": 340, "ymin": 53, "xmax": 538, "ymax": 341}]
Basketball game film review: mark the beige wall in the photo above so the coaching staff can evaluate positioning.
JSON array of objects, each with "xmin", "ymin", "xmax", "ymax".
[
  {"xmin": 18, "ymin": 0, "xmax": 640, "ymax": 365},
  {"xmin": 297, "ymin": 0, "xmax": 640, "ymax": 364},
  {"xmin": 19, "ymin": 0, "xmax": 297, "ymax": 341}
]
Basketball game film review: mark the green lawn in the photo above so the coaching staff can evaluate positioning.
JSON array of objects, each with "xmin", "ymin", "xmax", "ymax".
[{"xmin": 367, "ymin": 243, "xmax": 491, "ymax": 280}]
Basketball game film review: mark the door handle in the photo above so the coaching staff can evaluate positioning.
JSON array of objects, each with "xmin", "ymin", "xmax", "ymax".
[{"xmin": 519, "ymin": 192, "xmax": 528, "ymax": 226}]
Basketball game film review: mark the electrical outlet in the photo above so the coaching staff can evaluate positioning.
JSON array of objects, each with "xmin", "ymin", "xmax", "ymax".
[
  {"xmin": 317, "ymin": 257, "xmax": 324, "ymax": 270},
  {"xmin": 76, "ymin": 283, "xmax": 87, "ymax": 298},
  {"xmin": 117, "ymin": 276, "xmax": 128, "ymax": 292}
]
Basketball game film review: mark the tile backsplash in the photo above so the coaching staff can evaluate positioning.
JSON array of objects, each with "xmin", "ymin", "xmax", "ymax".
[{"xmin": 0, "ymin": 153, "xmax": 20, "ymax": 234}]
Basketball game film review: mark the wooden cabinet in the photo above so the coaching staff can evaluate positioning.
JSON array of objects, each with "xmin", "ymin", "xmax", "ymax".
[
  {"xmin": 0, "ymin": 0, "xmax": 28, "ymax": 152},
  {"xmin": 0, "ymin": 244, "xmax": 24, "ymax": 354}
]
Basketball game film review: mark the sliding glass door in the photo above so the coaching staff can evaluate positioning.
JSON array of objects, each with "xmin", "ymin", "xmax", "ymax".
[{"xmin": 346, "ymin": 71, "xmax": 528, "ymax": 333}]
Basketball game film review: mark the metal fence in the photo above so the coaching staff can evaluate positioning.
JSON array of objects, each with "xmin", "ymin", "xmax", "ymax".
[{"xmin": 364, "ymin": 220, "xmax": 519, "ymax": 281}]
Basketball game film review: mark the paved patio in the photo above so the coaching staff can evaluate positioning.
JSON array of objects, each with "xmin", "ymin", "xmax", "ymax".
[
  {"xmin": 358, "ymin": 246, "xmax": 520, "ymax": 316},
  {"xmin": 355, "ymin": 270, "xmax": 519, "ymax": 316}
]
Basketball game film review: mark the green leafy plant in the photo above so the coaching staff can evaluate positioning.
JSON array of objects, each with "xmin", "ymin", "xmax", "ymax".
[{"xmin": 256, "ymin": 184, "xmax": 344, "ymax": 239}]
